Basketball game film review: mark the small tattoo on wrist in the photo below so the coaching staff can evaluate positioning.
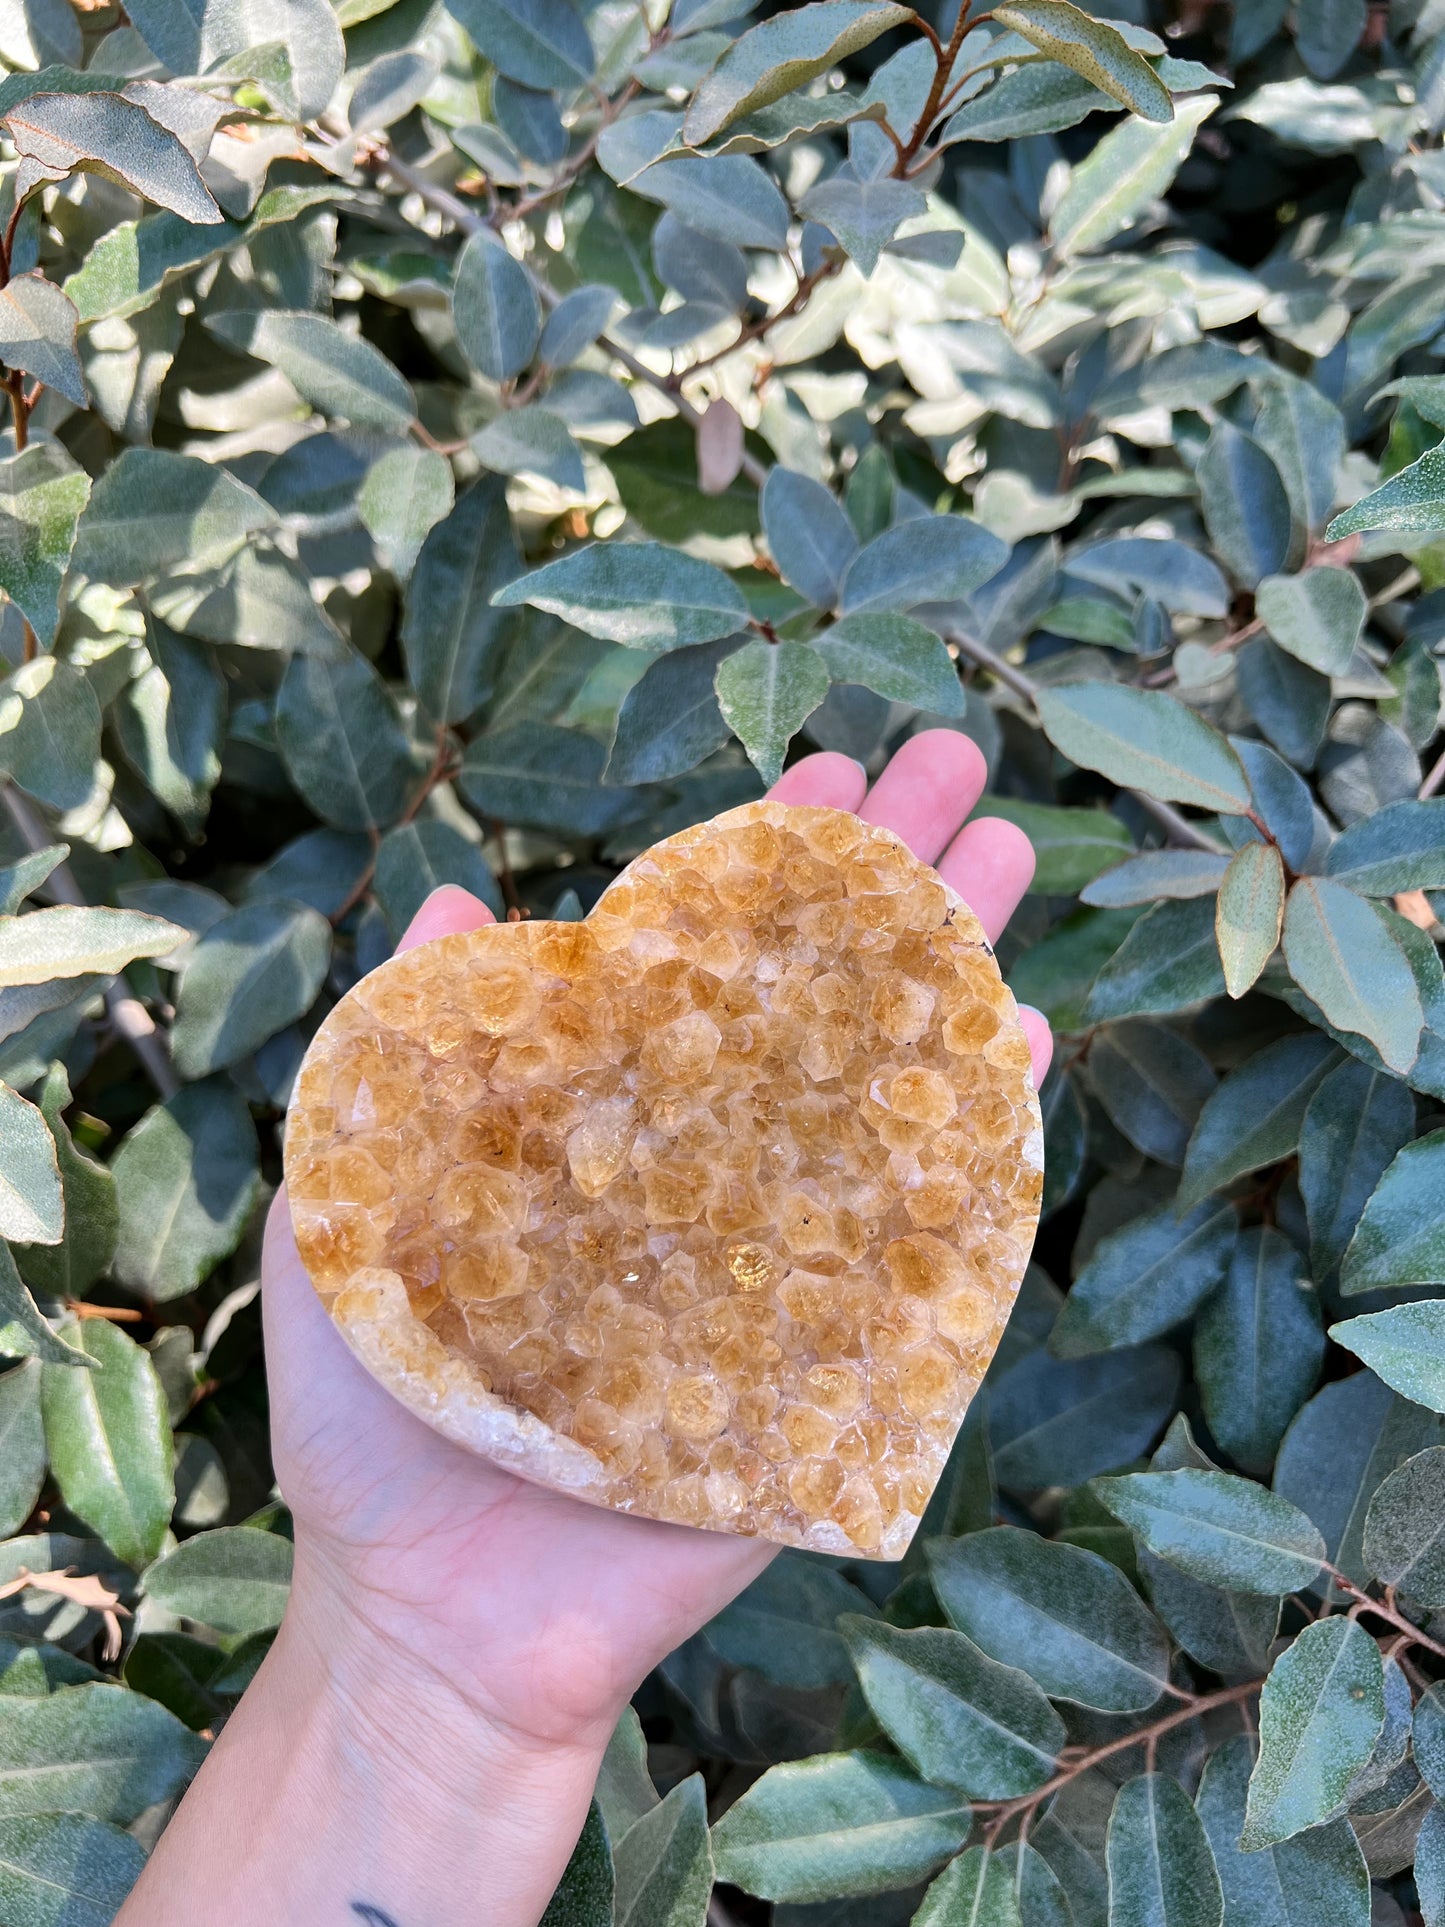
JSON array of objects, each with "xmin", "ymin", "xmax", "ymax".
[{"xmin": 351, "ymin": 1907, "xmax": 401, "ymax": 1927}]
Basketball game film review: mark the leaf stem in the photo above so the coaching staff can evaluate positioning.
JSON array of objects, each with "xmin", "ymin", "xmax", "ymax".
[{"xmin": 900, "ymin": 0, "xmax": 975, "ymax": 166}]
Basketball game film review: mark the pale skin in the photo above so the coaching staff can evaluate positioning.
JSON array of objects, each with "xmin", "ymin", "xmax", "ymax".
[{"xmin": 118, "ymin": 731, "xmax": 1052, "ymax": 1927}]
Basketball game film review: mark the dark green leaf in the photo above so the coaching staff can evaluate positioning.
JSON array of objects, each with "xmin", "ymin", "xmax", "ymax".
[
  {"xmin": 762, "ymin": 467, "xmax": 858, "ymax": 609},
  {"xmin": 843, "ymin": 1618, "xmax": 1062, "ymax": 1799},
  {"xmin": 1298, "ymin": 1058, "xmax": 1415, "ymax": 1285},
  {"xmin": 1051, "ymin": 1197, "xmax": 1236, "ymax": 1356},
  {"xmin": 1197, "ymin": 1734, "xmax": 1370, "ymax": 1927},
  {"xmin": 374, "ymin": 819, "xmax": 503, "ymax": 938},
  {"xmin": 0, "ymin": 1245, "xmax": 92, "ymax": 1370},
  {"xmin": 1326, "ymin": 441, "xmax": 1445, "ymax": 540},
  {"xmin": 1198, "ymin": 422, "xmax": 1293, "ymax": 589},
  {"xmin": 0, "ymin": 657, "xmax": 102, "ymax": 814},
  {"xmin": 0, "ymin": 1810, "xmax": 146, "ymax": 1924},
  {"xmin": 0, "ymin": 1083, "xmax": 60, "ymax": 1247},
  {"xmin": 3, "ymin": 89, "xmax": 220, "ymax": 224},
  {"xmin": 982, "ymin": 799, "xmax": 1132, "ymax": 896},
  {"xmin": 604, "ymin": 636, "xmax": 737, "ymax": 785},
  {"xmin": 453, "ymin": 233, "xmax": 543, "ymax": 383},
  {"xmin": 614, "ymin": 1773, "xmax": 712, "ymax": 1927},
  {"xmin": 171, "ymin": 900, "xmax": 331, "ymax": 1080},
  {"xmin": 1106, "ymin": 1773, "xmax": 1223, "ymax": 1927},
  {"xmin": 684, "ymin": 1, "xmax": 910, "ymax": 144},
  {"xmin": 631, "ymin": 153, "xmax": 790, "ymax": 250},
  {"xmin": 207, "ymin": 309, "xmax": 415, "ymax": 432},
  {"xmin": 1236, "ymin": 637, "xmax": 1330, "ymax": 769},
  {"xmin": 1081, "ymin": 852, "xmax": 1230, "ymax": 908},
  {"xmin": 1177, "ymin": 1033, "xmax": 1337, "ymax": 1213},
  {"xmin": 275, "ymin": 649, "xmax": 417, "ymax": 830},
  {"xmin": 993, "ymin": 1, "xmax": 1172, "ymax": 121},
  {"xmin": 928, "ymin": 1528, "xmax": 1170, "ymax": 1714},
  {"xmin": 402, "ymin": 476, "xmax": 521, "ymax": 725},
  {"xmin": 111, "ymin": 1080, "xmax": 260, "ymax": 1303},
  {"xmin": 1243, "ymin": 1616, "xmax": 1384, "ymax": 1848},
  {"xmin": 1085, "ymin": 1019, "xmax": 1216, "ymax": 1167},
  {"xmin": 445, "ymin": 0, "xmax": 594, "ymax": 89},
  {"xmin": 1326, "ymin": 799, "xmax": 1445, "ymax": 894},
  {"xmin": 0, "ymin": 276, "xmax": 85, "ymax": 411},
  {"xmin": 1194, "ymin": 1227, "xmax": 1324, "ymax": 1475},
  {"xmin": 801, "ymin": 176, "xmax": 927, "ymax": 277},
  {"xmin": 1084, "ymin": 898, "xmax": 1227, "ymax": 1022},
  {"xmin": 710, "ymin": 1750, "xmax": 971, "ymax": 1902},
  {"xmin": 460, "ymin": 722, "xmax": 645, "ymax": 835},
  {"xmin": 72, "ymin": 447, "xmax": 274, "ymax": 588},
  {"xmin": 0, "ymin": 1364, "xmax": 43, "ymax": 1539},
  {"xmin": 1092, "ymin": 1469, "xmax": 1326, "ymax": 1593},
  {"xmin": 495, "ymin": 542, "xmax": 749, "ymax": 649},
  {"xmin": 1255, "ymin": 567, "xmax": 1365, "ymax": 676},
  {"xmin": 706, "ymin": 1553, "xmax": 877, "ymax": 1689},
  {"xmin": 541, "ymin": 1802, "xmax": 613, "ymax": 1927},
  {"xmin": 914, "ymin": 1845, "xmax": 1022, "ymax": 1926},
  {"xmin": 989, "ymin": 1344, "xmax": 1181, "ymax": 1492},
  {"xmin": 1338, "ymin": 1128, "xmax": 1444, "ymax": 1292},
  {"xmin": 1362, "ymin": 1444, "xmax": 1445, "ymax": 1603},
  {"xmin": 1036, "ymin": 684, "xmax": 1249, "ymax": 814},
  {"xmin": 841, "ymin": 515, "xmax": 1009, "ymax": 615}
]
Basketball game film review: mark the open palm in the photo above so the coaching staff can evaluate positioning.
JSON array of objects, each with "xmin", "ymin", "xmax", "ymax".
[{"xmin": 263, "ymin": 731, "xmax": 1052, "ymax": 1751}]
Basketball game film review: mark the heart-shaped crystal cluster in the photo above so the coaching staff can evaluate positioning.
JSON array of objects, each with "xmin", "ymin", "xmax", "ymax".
[{"xmin": 285, "ymin": 801, "xmax": 1042, "ymax": 1558}]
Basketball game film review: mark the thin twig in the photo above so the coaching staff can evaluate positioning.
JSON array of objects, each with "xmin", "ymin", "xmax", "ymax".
[
  {"xmin": 1420, "ymin": 744, "xmax": 1445, "ymax": 800},
  {"xmin": 1, "ymin": 787, "xmax": 179, "ymax": 1099}
]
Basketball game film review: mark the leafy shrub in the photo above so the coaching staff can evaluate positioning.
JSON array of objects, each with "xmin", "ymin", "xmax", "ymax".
[{"xmin": 0, "ymin": 0, "xmax": 1444, "ymax": 1920}]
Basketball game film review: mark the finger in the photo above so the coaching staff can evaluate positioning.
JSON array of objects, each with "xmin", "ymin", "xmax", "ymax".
[
  {"xmin": 857, "ymin": 729, "xmax": 987, "ymax": 864},
  {"xmin": 1018, "ymin": 1004, "xmax": 1053, "ymax": 1086},
  {"xmin": 767, "ymin": 751, "xmax": 869, "ymax": 811},
  {"xmin": 396, "ymin": 885, "xmax": 497, "ymax": 955},
  {"xmin": 937, "ymin": 816, "xmax": 1035, "ymax": 945}
]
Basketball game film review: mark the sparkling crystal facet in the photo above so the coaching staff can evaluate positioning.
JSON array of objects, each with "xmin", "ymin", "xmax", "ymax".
[{"xmin": 286, "ymin": 802, "xmax": 1043, "ymax": 1558}]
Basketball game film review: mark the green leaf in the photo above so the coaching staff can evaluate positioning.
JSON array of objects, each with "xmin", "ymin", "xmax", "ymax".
[
  {"xmin": 1215, "ymin": 840, "xmax": 1285, "ymax": 998},
  {"xmin": 992, "ymin": 1, "xmax": 1173, "ymax": 122},
  {"xmin": 357, "ymin": 443, "xmax": 454, "ymax": 581},
  {"xmin": 1052, "ymin": 1197, "xmax": 1236, "ymax": 1357},
  {"xmin": 374, "ymin": 819, "xmax": 503, "ymax": 938},
  {"xmin": 1197, "ymin": 1735, "xmax": 1370, "ymax": 1927},
  {"xmin": 941, "ymin": 60, "xmax": 1111, "ymax": 144},
  {"xmin": 1106, "ymin": 1773, "xmax": 1223, "ymax": 1927},
  {"xmin": 631, "ymin": 152, "xmax": 790, "ymax": 250},
  {"xmin": 981, "ymin": 799, "xmax": 1132, "ymax": 896},
  {"xmin": 207, "ymin": 309, "xmax": 415, "ymax": 433},
  {"xmin": 928, "ymin": 1528, "xmax": 1170, "ymax": 1714},
  {"xmin": 1362, "ymin": 1444, "xmax": 1445, "ymax": 1603},
  {"xmin": 1274, "ymin": 1372, "xmax": 1440, "ymax": 1590},
  {"xmin": 541, "ymin": 1802, "xmax": 613, "ymax": 1927},
  {"xmin": 453, "ymin": 233, "xmax": 543, "ymax": 384},
  {"xmin": 840, "ymin": 515, "xmax": 1009, "ymax": 616},
  {"xmin": 819, "ymin": 613, "xmax": 965, "ymax": 715},
  {"xmin": 40, "ymin": 1320, "xmax": 173, "ymax": 1569},
  {"xmin": 1255, "ymin": 567, "xmax": 1366, "ymax": 675},
  {"xmin": 0, "ymin": 1365, "xmax": 43, "ymax": 1539},
  {"xmin": 1243, "ymin": 1616, "xmax": 1384, "ymax": 1848},
  {"xmin": 196, "ymin": 0, "xmax": 344, "ymax": 119},
  {"xmin": 1298, "ymin": 1058, "xmax": 1415, "ymax": 1285},
  {"xmin": 914, "ymin": 1845, "xmax": 1023, "ymax": 1927},
  {"xmin": 614, "ymin": 1773, "xmax": 712, "ymax": 1927},
  {"xmin": 171, "ymin": 900, "xmax": 331, "ymax": 1080},
  {"xmin": 1339, "ymin": 1128, "xmax": 1445, "ymax": 1293},
  {"xmin": 715, "ymin": 637, "xmax": 830, "ymax": 785},
  {"xmin": 122, "ymin": 1631, "xmax": 230, "ymax": 1732},
  {"xmin": 841, "ymin": 1618, "xmax": 1064, "ymax": 1799},
  {"xmin": 1196, "ymin": 422, "xmax": 1294, "ymax": 590},
  {"xmin": 1417, "ymin": 1802, "xmax": 1445, "ymax": 1927},
  {"xmin": 460, "ymin": 722, "xmax": 646, "ymax": 835},
  {"xmin": 800, "ymin": 175, "xmax": 927, "ymax": 277},
  {"xmin": 1091, "ymin": 1469, "xmax": 1326, "ymax": 1593},
  {"xmin": 0, "ymin": 1681, "xmax": 205, "ymax": 1823},
  {"xmin": 1194, "ymin": 1226, "xmax": 1324, "ymax": 1476},
  {"xmin": 495, "ymin": 542, "xmax": 748, "ymax": 649},
  {"xmin": 1085, "ymin": 1018, "xmax": 1216, "ymax": 1167},
  {"xmin": 0, "ymin": 1083, "xmax": 60, "ymax": 1246},
  {"xmin": 710, "ymin": 1751, "xmax": 972, "ymax": 1902},
  {"xmin": 1325, "ymin": 799, "xmax": 1445, "ymax": 894},
  {"xmin": 0, "ymin": 846, "xmax": 65, "ymax": 918},
  {"xmin": 402, "ymin": 476, "xmax": 520, "ymax": 725},
  {"xmin": 604, "ymin": 636, "xmax": 737, "ymax": 785},
  {"xmin": 0, "ymin": 273, "xmax": 85, "ymax": 410},
  {"xmin": 148, "ymin": 542, "xmax": 344, "ymax": 660},
  {"xmin": 1237, "ymin": 637, "xmax": 1330, "ymax": 769},
  {"xmin": 1081, "ymin": 851, "xmax": 1230, "ymax": 908},
  {"xmin": 275, "ymin": 648, "xmax": 417, "ymax": 831},
  {"xmin": 143, "ymin": 1525, "xmax": 292, "ymax": 1637},
  {"xmin": 1330, "ymin": 1301, "xmax": 1445, "ymax": 1412},
  {"xmin": 72, "ymin": 447, "xmax": 275, "ymax": 588},
  {"xmin": 539, "ymin": 284, "xmax": 617, "ymax": 366},
  {"xmin": 1050, "ymin": 94, "xmax": 1217, "ymax": 255},
  {"xmin": 684, "ymin": 1, "xmax": 910, "ymax": 143},
  {"xmin": 990, "ymin": 1344, "xmax": 1181, "ymax": 1492},
  {"xmin": 1282, "ymin": 877, "xmax": 1422, "ymax": 1076},
  {"xmin": 113, "ymin": 621, "xmax": 224, "ymax": 835},
  {"xmin": 762, "ymin": 467, "xmax": 858, "ymax": 609},
  {"xmin": 111, "ymin": 1080, "xmax": 260, "ymax": 1303},
  {"xmin": 1084, "ymin": 897, "xmax": 1227, "ymax": 1022},
  {"xmin": 705, "ymin": 1553, "xmax": 877, "ymax": 1689},
  {"xmin": 2, "ymin": 90, "xmax": 220, "ymax": 224},
  {"xmin": 0, "ymin": 1810, "xmax": 145, "ymax": 1926},
  {"xmin": 1177, "ymin": 1032, "xmax": 1337, "ymax": 1213},
  {"xmin": 0, "ymin": 657, "xmax": 101, "ymax": 814},
  {"xmin": 1230, "ymin": 738, "xmax": 1315, "ymax": 872},
  {"xmin": 0, "ymin": 1245, "xmax": 92, "ymax": 1370},
  {"xmin": 1143, "ymin": 1555, "xmax": 1279, "ymax": 1681},
  {"xmin": 445, "ymin": 0, "xmax": 594, "ymax": 89},
  {"xmin": 472, "ymin": 405, "xmax": 586, "ymax": 493},
  {"xmin": 1326, "ymin": 442, "xmax": 1445, "ymax": 539},
  {"xmin": 1035, "ymin": 685, "xmax": 1250, "ymax": 813}
]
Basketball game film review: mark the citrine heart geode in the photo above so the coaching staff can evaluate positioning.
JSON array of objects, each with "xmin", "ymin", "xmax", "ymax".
[{"xmin": 285, "ymin": 801, "xmax": 1043, "ymax": 1558}]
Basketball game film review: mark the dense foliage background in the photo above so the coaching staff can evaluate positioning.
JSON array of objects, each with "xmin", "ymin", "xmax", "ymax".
[{"xmin": 2, "ymin": 0, "xmax": 1445, "ymax": 1920}]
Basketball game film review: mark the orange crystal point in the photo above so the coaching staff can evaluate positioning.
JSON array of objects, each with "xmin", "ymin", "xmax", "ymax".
[{"xmin": 285, "ymin": 801, "xmax": 1043, "ymax": 1558}]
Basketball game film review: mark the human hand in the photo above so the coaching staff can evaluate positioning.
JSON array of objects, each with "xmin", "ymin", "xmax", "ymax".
[{"xmin": 262, "ymin": 730, "xmax": 1052, "ymax": 1757}]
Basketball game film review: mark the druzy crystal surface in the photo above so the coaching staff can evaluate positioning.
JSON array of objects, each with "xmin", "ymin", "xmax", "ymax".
[{"xmin": 286, "ymin": 802, "xmax": 1043, "ymax": 1558}]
